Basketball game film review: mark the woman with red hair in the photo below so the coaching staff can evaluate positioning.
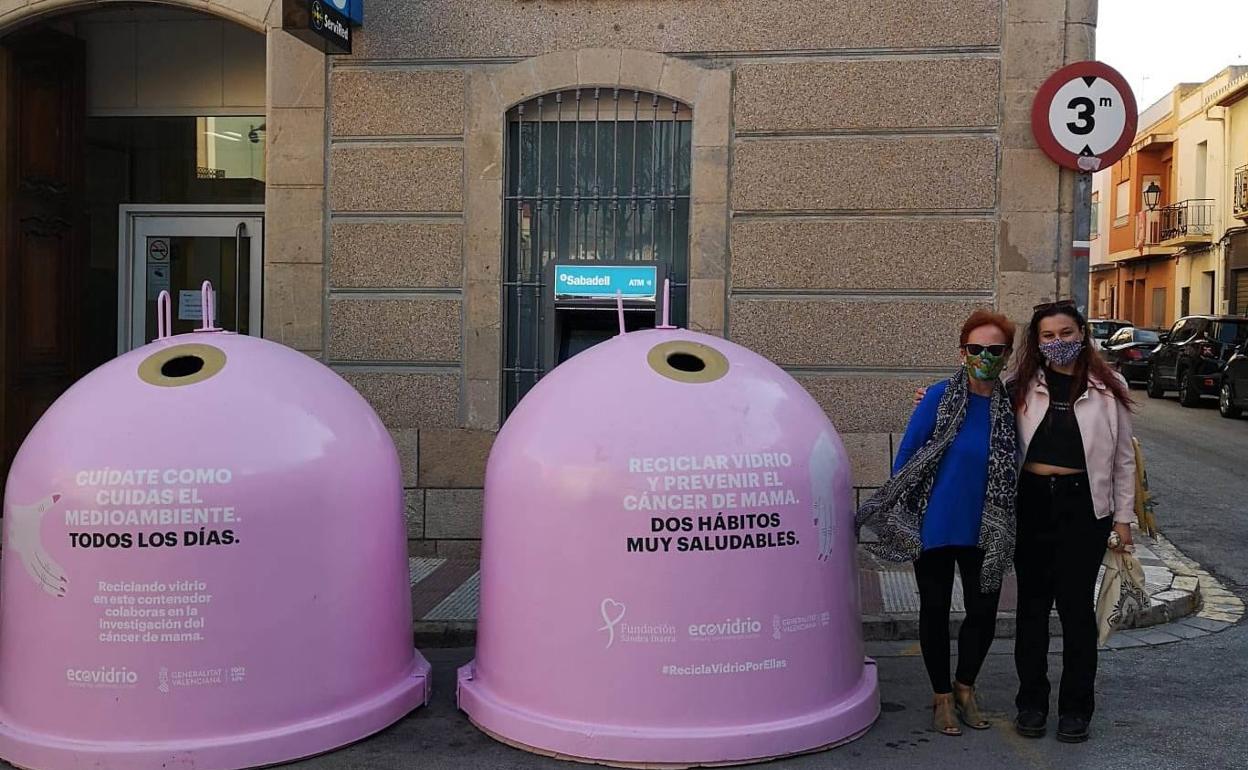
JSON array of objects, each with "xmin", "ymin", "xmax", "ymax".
[{"xmin": 857, "ymin": 309, "xmax": 1020, "ymax": 737}]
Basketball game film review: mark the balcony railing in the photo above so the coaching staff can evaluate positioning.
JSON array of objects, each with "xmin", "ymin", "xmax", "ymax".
[
  {"xmin": 1235, "ymin": 165, "xmax": 1248, "ymax": 219},
  {"xmin": 1134, "ymin": 209, "xmax": 1163, "ymax": 250},
  {"xmin": 1160, "ymin": 199, "xmax": 1216, "ymax": 243}
]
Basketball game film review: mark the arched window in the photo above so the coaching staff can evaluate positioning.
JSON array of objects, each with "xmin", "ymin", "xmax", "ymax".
[{"xmin": 503, "ymin": 88, "xmax": 692, "ymax": 414}]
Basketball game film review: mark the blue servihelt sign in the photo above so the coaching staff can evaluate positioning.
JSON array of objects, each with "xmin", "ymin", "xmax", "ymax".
[{"xmin": 326, "ymin": 0, "xmax": 363, "ymax": 25}]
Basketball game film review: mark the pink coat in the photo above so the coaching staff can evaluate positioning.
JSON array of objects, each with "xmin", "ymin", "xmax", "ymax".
[{"xmin": 1016, "ymin": 370, "xmax": 1137, "ymax": 524}]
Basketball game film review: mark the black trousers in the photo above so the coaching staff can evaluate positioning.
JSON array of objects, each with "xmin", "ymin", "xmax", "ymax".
[
  {"xmin": 914, "ymin": 546, "xmax": 1001, "ymax": 694},
  {"xmin": 1014, "ymin": 471, "xmax": 1113, "ymax": 719}
]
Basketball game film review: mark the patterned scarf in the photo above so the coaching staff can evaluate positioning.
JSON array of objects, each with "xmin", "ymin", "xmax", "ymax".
[{"xmin": 854, "ymin": 368, "xmax": 1019, "ymax": 593}]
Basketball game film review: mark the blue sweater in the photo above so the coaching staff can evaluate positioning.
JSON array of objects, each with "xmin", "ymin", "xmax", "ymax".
[{"xmin": 892, "ymin": 380, "xmax": 991, "ymax": 551}]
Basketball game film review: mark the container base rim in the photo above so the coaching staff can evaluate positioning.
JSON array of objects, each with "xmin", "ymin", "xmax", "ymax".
[
  {"xmin": 0, "ymin": 650, "xmax": 431, "ymax": 770},
  {"xmin": 456, "ymin": 658, "xmax": 879, "ymax": 767}
]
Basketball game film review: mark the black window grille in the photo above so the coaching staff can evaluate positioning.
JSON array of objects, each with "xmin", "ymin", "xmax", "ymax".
[{"xmin": 502, "ymin": 88, "xmax": 692, "ymax": 416}]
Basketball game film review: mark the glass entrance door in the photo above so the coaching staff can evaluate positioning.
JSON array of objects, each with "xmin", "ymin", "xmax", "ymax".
[{"xmin": 120, "ymin": 206, "xmax": 264, "ymax": 352}]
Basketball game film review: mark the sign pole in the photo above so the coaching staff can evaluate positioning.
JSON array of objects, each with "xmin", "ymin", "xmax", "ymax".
[
  {"xmin": 1072, "ymin": 171, "xmax": 1092, "ymax": 315},
  {"xmin": 1031, "ymin": 61, "xmax": 1137, "ymax": 308}
]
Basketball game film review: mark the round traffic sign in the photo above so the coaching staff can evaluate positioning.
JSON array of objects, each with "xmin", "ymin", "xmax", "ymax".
[{"xmin": 1031, "ymin": 61, "xmax": 1138, "ymax": 172}]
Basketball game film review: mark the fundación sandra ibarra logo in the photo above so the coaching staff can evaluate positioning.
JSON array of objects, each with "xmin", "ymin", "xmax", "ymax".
[{"xmin": 598, "ymin": 598, "xmax": 677, "ymax": 648}]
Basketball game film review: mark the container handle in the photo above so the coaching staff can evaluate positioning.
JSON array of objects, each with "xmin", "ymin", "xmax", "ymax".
[
  {"xmin": 657, "ymin": 277, "xmax": 676, "ymax": 329},
  {"xmin": 234, "ymin": 222, "xmax": 246, "ymax": 332},
  {"xmin": 197, "ymin": 280, "xmax": 220, "ymax": 332},
  {"xmin": 156, "ymin": 290, "xmax": 172, "ymax": 340}
]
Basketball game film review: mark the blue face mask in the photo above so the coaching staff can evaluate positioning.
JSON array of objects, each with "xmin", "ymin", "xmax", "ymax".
[{"xmin": 1039, "ymin": 337, "xmax": 1083, "ymax": 367}]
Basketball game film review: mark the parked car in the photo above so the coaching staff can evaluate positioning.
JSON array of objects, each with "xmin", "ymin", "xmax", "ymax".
[
  {"xmin": 1102, "ymin": 326, "xmax": 1160, "ymax": 385},
  {"xmin": 1147, "ymin": 315, "xmax": 1248, "ymax": 407},
  {"xmin": 1220, "ymin": 341, "xmax": 1248, "ymax": 419},
  {"xmin": 1089, "ymin": 318, "xmax": 1133, "ymax": 350}
]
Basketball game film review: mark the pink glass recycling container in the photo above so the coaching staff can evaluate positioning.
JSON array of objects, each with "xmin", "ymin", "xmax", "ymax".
[
  {"xmin": 0, "ymin": 289, "xmax": 429, "ymax": 770},
  {"xmin": 459, "ymin": 326, "xmax": 879, "ymax": 766}
]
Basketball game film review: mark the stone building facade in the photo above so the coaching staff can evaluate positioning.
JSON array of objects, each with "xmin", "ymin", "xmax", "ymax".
[{"xmin": 0, "ymin": 0, "xmax": 1097, "ymax": 556}]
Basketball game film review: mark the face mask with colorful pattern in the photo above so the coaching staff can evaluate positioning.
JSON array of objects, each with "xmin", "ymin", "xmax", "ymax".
[
  {"xmin": 964, "ymin": 348, "xmax": 1008, "ymax": 381},
  {"xmin": 1039, "ymin": 337, "xmax": 1083, "ymax": 367}
]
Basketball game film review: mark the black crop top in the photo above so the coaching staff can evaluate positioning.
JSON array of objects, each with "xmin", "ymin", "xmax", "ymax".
[{"xmin": 1025, "ymin": 368, "xmax": 1087, "ymax": 470}]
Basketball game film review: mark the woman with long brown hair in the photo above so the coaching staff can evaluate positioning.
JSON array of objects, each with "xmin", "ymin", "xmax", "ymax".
[{"xmin": 1010, "ymin": 300, "xmax": 1136, "ymax": 744}]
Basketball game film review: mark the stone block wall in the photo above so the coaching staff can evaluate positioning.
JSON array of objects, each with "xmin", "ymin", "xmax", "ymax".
[
  {"xmin": 0, "ymin": 0, "xmax": 1094, "ymax": 556},
  {"xmin": 0, "ymin": 0, "xmax": 1096, "ymax": 555},
  {"xmin": 306, "ymin": 0, "xmax": 1097, "ymax": 556}
]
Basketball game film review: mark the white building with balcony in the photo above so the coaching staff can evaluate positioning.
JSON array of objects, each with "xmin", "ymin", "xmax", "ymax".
[
  {"xmin": 1218, "ymin": 71, "xmax": 1248, "ymax": 315},
  {"xmin": 1171, "ymin": 67, "xmax": 1248, "ymax": 317}
]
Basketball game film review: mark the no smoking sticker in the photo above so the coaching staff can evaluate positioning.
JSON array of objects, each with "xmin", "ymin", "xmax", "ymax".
[
  {"xmin": 1032, "ymin": 61, "xmax": 1138, "ymax": 172},
  {"xmin": 148, "ymin": 238, "xmax": 170, "ymax": 263}
]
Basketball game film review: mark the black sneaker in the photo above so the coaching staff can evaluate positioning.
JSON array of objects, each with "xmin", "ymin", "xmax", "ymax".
[
  {"xmin": 1014, "ymin": 710, "xmax": 1047, "ymax": 738},
  {"xmin": 1056, "ymin": 714, "xmax": 1090, "ymax": 743}
]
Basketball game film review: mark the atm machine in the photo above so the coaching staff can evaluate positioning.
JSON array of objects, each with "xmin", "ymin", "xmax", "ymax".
[{"xmin": 543, "ymin": 260, "xmax": 670, "ymax": 370}]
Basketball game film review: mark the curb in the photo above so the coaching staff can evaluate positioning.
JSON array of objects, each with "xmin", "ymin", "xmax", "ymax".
[
  {"xmin": 860, "ymin": 587, "xmax": 1201, "ymax": 642},
  {"xmin": 860, "ymin": 539, "xmax": 1206, "ymax": 643},
  {"xmin": 412, "ymin": 532, "xmax": 1238, "ymax": 649},
  {"xmin": 414, "ymin": 620, "xmax": 477, "ymax": 649},
  {"xmin": 860, "ymin": 532, "xmax": 1242, "ymax": 647}
]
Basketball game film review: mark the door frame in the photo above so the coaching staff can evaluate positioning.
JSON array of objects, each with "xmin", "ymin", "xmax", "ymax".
[{"xmin": 117, "ymin": 204, "xmax": 264, "ymax": 353}]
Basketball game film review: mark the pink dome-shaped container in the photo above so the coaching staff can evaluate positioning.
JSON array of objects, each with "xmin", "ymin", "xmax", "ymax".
[
  {"xmin": 0, "ymin": 294, "xmax": 429, "ymax": 770},
  {"xmin": 459, "ymin": 326, "xmax": 879, "ymax": 766}
]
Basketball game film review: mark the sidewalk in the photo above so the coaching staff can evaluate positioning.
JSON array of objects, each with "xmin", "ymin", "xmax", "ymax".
[{"xmin": 410, "ymin": 531, "xmax": 1243, "ymax": 647}]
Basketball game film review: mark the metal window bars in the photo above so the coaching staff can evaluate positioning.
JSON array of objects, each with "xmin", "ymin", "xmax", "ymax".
[
  {"xmin": 1235, "ymin": 164, "xmax": 1248, "ymax": 218},
  {"xmin": 502, "ymin": 88, "xmax": 693, "ymax": 415}
]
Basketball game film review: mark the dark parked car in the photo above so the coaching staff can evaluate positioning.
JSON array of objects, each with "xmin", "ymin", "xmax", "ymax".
[
  {"xmin": 1102, "ymin": 327, "xmax": 1160, "ymax": 385},
  {"xmin": 1089, "ymin": 318, "xmax": 1133, "ymax": 350},
  {"xmin": 1147, "ymin": 315, "xmax": 1248, "ymax": 407},
  {"xmin": 1220, "ymin": 341, "xmax": 1248, "ymax": 419}
]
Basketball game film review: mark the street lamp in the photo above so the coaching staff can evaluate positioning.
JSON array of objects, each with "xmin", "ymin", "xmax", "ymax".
[{"xmin": 1144, "ymin": 181, "xmax": 1162, "ymax": 211}]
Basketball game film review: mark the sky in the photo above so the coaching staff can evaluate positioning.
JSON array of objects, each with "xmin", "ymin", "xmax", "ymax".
[{"xmin": 1097, "ymin": 0, "xmax": 1248, "ymax": 112}]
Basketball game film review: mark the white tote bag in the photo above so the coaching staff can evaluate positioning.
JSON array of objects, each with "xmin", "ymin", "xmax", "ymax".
[{"xmin": 1096, "ymin": 546, "xmax": 1149, "ymax": 646}]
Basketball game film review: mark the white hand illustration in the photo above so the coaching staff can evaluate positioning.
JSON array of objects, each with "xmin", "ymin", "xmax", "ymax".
[
  {"xmin": 809, "ymin": 432, "xmax": 838, "ymax": 561},
  {"xmin": 5, "ymin": 494, "xmax": 68, "ymax": 597}
]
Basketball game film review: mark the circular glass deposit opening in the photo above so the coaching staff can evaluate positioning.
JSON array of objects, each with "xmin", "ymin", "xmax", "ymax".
[
  {"xmin": 647, "ymin": 340, "xmax": 729, "ymax": 384},
  {"xmin": 160, "ymin": 355, "xmax": 206, "ymax": 378},
  {"xmin": 138, "ymin": 343, "xmax": 227, "ymax": 387}
]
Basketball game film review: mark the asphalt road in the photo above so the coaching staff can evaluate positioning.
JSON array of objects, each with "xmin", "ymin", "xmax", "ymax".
[
  {"xmin": 1130, "ymin": 387, "xmax": 1248, "ymax": 590},
  {"xmin": 292, "ymin": 630, "xmax": 1248, "ymax": 770},
  {"xmin": 284, "ymin": 392, "xmax": 1247, "ymax": 770}
]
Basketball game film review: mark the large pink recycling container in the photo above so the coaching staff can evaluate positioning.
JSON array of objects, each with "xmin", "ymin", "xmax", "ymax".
[
  {"xmin": 0, "ymin": 323, "xmax": 429, "ymax": 770},
  {"xmin": 459, "ymin": 327, "xmax": 879, "ymax": 766}
]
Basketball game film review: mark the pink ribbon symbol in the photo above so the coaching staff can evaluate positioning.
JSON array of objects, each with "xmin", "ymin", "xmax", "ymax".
[{"xmin": 599, "ymin": 599, "xmax": 626, "ymax": 649}]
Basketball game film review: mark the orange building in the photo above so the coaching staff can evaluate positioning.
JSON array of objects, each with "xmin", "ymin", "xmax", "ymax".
[{"xmin": 1104, "ymin": 89, "xmax": 1188, "ymax": 329}]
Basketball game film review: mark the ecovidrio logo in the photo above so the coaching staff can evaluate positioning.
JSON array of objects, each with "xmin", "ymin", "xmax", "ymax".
[
  {"xmin": 687, "ymin": 616, "xmax": 763, "ymax": 640},
  {"xmin": 65, "ymin": 665, "xmax": 139, "ymax": 688}
]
